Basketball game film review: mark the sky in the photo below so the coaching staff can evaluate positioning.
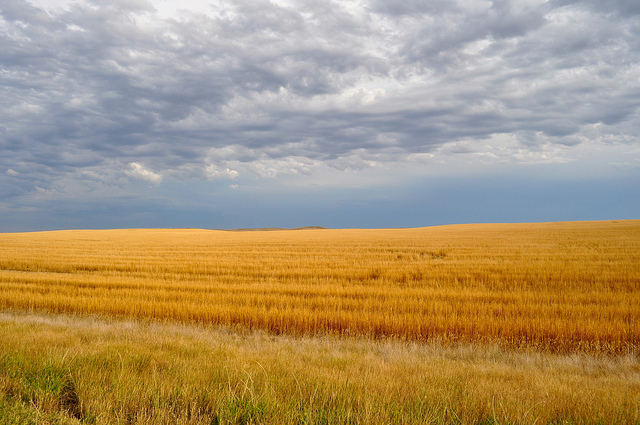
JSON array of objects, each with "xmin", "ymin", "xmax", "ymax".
[{"xmin": 1, "ymin": 0, "xmax": 639, "ymax": 231}]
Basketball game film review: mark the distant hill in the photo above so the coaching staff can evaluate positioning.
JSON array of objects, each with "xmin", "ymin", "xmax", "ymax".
[{"xmin": 224, "ymin": 226, "xmax": 328, "ymax": 232}]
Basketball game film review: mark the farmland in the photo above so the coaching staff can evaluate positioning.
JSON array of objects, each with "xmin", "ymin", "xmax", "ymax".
[
  {"xmin": 1, "ymin": 220, "xmax": 639, "ymax": 353},
  {"xmin": 1, "ymin": 220, "xmax": 640, "ymax": 423}
]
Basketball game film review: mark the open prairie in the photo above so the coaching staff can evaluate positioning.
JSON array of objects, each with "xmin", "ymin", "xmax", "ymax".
[
  {"xmin": 1, "ymin": 312, "xmax": 639, "ymax": 424},
  {"xmin": 1, "ymin": 220, "xmax": 640, "ymax": 423},
  {"xmin": 1, "ymin": 220, "xmax": 639, "ymax": 353}
]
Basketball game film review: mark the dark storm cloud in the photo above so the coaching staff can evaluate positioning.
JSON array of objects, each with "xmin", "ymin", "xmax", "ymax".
[{"xmin": 1, "ymin": 0, "xmax": 639, "ymax": 204}]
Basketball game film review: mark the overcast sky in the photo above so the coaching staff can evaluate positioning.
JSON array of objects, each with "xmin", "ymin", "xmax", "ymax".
[{"xmin": 1, "ymin": 0, "xmax": 639, "ymax": 231}]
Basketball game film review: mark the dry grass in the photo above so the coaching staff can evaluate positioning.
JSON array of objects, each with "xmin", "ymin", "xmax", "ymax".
[
  {"xmin": 1, "ymin": 311, "xmax": 639, "ymax": 424},
  {"xmin": 0, "ymin": 220, "xmax": 639, "ymax": 353}
]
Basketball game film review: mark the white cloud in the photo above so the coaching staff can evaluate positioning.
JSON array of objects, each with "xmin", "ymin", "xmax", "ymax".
[
  {"xmin": 204, "ymin": 165, "xmax": 238, "ymax": 180},
  {"xmin": 126, "ymin": 162, "xmax": 163, "ymax": 185}
]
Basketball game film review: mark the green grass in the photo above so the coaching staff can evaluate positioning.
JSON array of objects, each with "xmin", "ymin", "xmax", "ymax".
[{"xmin": 1, "ymin": 311, "xmax": 639, "ymax": 424}]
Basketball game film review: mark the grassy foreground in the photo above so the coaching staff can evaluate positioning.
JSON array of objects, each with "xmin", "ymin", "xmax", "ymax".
[{"xmin": 1, "ymin": 312, "xmax": 639, "ymax": 425}]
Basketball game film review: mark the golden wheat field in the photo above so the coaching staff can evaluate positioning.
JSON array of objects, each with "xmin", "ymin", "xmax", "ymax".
[{"xmin": 1, "ymin": 220, "xmax": 639, "ymax": 354}]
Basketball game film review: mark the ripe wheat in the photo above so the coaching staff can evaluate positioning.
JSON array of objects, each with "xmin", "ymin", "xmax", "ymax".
[{"xmin": 1, "ymin": 220, "xmax": 638, "ymax": 353}]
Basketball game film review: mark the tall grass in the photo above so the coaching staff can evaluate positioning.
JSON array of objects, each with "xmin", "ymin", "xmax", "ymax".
[
  {"xmin": 1, "ymin": 312, "xmax": 639, "ymax": 424},
  {"xmin": 1, "ymin": 220, "xmax": 639, "ymax": 353}
]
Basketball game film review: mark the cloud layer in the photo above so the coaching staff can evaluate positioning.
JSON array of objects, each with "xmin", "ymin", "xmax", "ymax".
[{"xmin": 1, "ymin": 0, "xmax": 639, "ymax": 219}]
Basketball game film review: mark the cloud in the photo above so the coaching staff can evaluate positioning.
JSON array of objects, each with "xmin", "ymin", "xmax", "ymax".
[
  {"xmin": 204, "ymin": 165, "xmax": 238, "ymax": 180},
  {"xmin": 0, "ymin": 0, "xmax": 638, "ymax": 209},
  {"xmin": 126, "ymin": 162, "xmax": 162, "ymax": 185},
  {"xmin": 550, "ymin": 0, "xmax": 640, "ymax": 17}
]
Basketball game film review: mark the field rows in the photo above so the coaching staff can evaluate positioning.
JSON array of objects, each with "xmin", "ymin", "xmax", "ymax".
[{"xmin": 1, "ymin": 221, "xmax": 639, "ymax": 353}]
